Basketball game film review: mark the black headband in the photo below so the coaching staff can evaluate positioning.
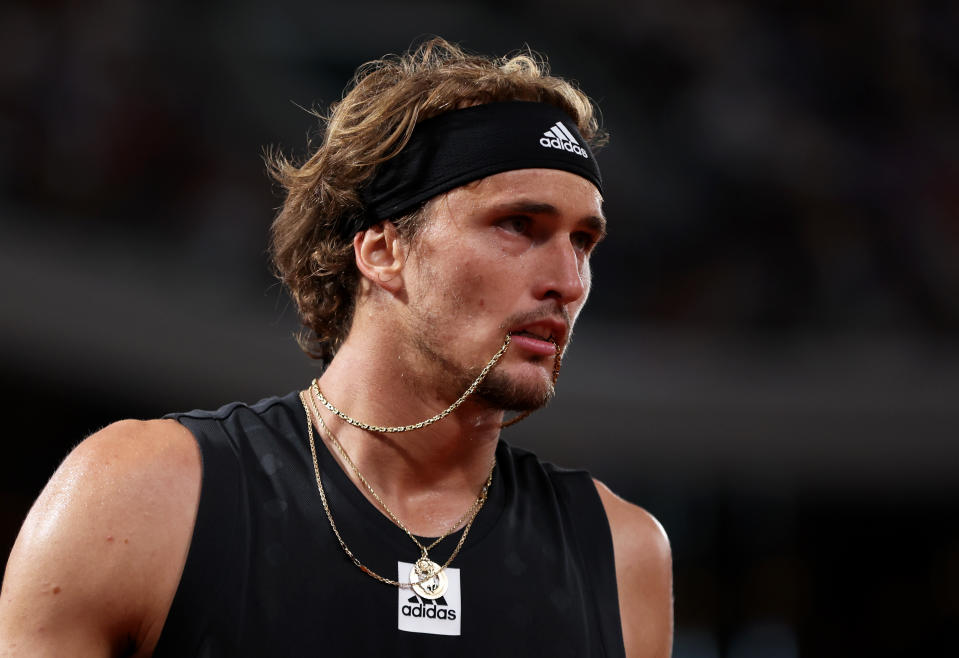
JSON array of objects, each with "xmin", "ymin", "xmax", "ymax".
[{"xmin": 351, "ymin": 101, "xmax": 603, "ymax": 236}]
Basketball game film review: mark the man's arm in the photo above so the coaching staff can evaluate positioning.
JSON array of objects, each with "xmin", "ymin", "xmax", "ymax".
[
  {"xmin": 595, "ymin": 479, "xmax": 673, "ymax": 658},
  {"xmin": 0, "ymin": 419, "xmax": 201, "ymax": 657}
]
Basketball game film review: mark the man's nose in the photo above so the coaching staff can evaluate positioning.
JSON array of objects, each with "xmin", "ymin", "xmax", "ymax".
[{"xmin": 532, "ymin": 237, "xmax": 588, "ymax": 305}]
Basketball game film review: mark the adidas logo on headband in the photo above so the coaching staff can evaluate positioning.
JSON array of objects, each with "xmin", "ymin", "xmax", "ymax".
[{"xmin": 539, "ymin": 121, "xmax": 589, "ymax": 159}]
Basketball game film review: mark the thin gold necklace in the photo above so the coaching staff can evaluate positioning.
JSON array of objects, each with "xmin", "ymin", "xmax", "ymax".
[
  {"xmin": 311, "ymin": 386, "xmax": 492, "ymax": 555},
  {"xmin": 311, "ymin": 334, "xmax": 561, "ymax": 432},
  {"xmin": 300, "ymin": 390, "xmax": 494, "ymax": 599}
]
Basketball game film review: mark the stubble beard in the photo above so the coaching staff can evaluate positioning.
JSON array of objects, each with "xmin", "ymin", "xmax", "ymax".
[
  {"xmin": 411, "ymin": 334, "xmax": 558, "ymax": 413},
  {"xmin": 474, "ymin": 359, "xmax": 556, "ymax": 412}
]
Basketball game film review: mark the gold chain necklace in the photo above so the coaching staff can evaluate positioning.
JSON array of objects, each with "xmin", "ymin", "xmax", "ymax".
[
  {"xmin": 311, "ymin": 335, "xmax": 513, "ymax": 433},
  {"xmin": 300, "ymin": 333, "xmax": 561, "ymax": 596},
  {"xmin": 311, "ymin": 386, "xmax": 492, "ymax": 556},
  {"xmin": 311, "ymin": 333, "xmax": 562, "ymax": 432},
  {"xmin": 300, "ymin": 390, "xmax": 494, "ymax": 599}
]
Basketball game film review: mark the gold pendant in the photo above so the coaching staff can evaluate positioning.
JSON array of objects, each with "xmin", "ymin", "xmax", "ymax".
[{"xmin": 410, "ymin": 557, "xmax": 448, "ymax": 600}]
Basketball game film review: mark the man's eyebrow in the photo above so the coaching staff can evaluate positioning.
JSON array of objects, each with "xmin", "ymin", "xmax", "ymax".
[
  {"xmin": 582, "ymin": 214, "xmax": 608, "ymax": 240},
  {"xmin": 491, "ymin": 200, "xmax": 561, "ymax": 216},
  {"xmin": 490, "ymin": 201, "xmax": 608, "ymax": 237}
]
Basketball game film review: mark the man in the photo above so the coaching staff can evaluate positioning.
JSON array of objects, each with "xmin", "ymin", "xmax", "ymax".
[{"xmin": 0, "ymin": 38, "xmax": 672, "ymax": 657}]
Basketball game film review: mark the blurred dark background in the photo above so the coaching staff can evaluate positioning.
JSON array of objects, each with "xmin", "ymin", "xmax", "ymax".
[{"xmin": 2, "ymin": 1, "xmax": 958, "ymax": 656}]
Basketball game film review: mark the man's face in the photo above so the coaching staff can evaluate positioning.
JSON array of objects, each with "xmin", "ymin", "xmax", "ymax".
[{"xmin": 397, "ymin": 168, "xmax": 606, "ymax": 411}]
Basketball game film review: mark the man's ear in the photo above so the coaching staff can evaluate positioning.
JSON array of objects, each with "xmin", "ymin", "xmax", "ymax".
[{"xmin": 354, "ymin": 221, "xmax": 407, "ymax": 293}]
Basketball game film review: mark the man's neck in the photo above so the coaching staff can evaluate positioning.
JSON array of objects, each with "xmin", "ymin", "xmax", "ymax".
[{"xmin": 310, "ymin": 332, "xmax": 504, "ymax": 537}]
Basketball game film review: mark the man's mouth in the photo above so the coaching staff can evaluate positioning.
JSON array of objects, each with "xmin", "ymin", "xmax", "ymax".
[
  {"xmin": 507, "ymin": 319, "xmax": 567, "ymax": 356},
  {"xmin": 511, "ymin": 329, "xmax": 556, "ymax": 342}
]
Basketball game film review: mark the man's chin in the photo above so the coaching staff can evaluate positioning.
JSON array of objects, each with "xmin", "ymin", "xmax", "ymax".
[{"xmin": 475, "ymin": 370, "xmax": 555, "ymax": 412}]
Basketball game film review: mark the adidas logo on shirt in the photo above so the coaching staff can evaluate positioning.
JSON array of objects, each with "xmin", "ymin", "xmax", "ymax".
[
  {"xmin": 401, "ymin": 594, "xmax": 457, "ymax": 620},
  {"xmin": 539, "ymin": 121, "xmax": 589, "ymax": 158}
]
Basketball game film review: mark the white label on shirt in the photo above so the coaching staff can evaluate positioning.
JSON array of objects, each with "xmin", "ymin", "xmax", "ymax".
[{"xmin": 397, "ymin": 561, "xmax": 462, "ymax": 636}]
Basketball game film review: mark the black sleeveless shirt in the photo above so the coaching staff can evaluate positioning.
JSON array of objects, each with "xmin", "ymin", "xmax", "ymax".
[{"xmin": 154, "ymin": 392, "xmax": 625, "ymax": 657}]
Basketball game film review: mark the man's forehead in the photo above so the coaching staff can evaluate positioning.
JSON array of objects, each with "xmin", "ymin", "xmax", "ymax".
[{"xmin": 449, "ymin": 168, "xmax": 604, "ymax": 216}]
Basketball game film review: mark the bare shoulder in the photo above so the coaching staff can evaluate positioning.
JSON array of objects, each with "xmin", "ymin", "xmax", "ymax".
[
  {"xmin": 0, "ymin": 418, "xmax": 201, "ymax": 657},
  {"xmin": 594, "ymin": 479, "xmax": 671, "ymax": 563},
  {"xmin": 594, "ymin": 479, "xmax": 673, "ymax": 658}
]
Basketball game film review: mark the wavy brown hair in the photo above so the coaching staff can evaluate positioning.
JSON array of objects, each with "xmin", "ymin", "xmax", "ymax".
[{"xmin": 268, "ymin": 37, "xmax": 606, "ymax": 362}]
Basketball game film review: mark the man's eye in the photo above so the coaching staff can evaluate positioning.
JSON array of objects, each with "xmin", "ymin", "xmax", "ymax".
[
  {"xmin": 500, "ymin": 216, "xmax": 530, "ymax": 234},
  {"xmin": 571, "ymin": 232, "xmax": 597, "ymax": 252}
]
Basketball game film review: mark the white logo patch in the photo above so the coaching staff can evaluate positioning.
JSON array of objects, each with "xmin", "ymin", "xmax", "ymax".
[{"xmin": 397, "ymin": 561, "xmax": 462, "ymax": 636}]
